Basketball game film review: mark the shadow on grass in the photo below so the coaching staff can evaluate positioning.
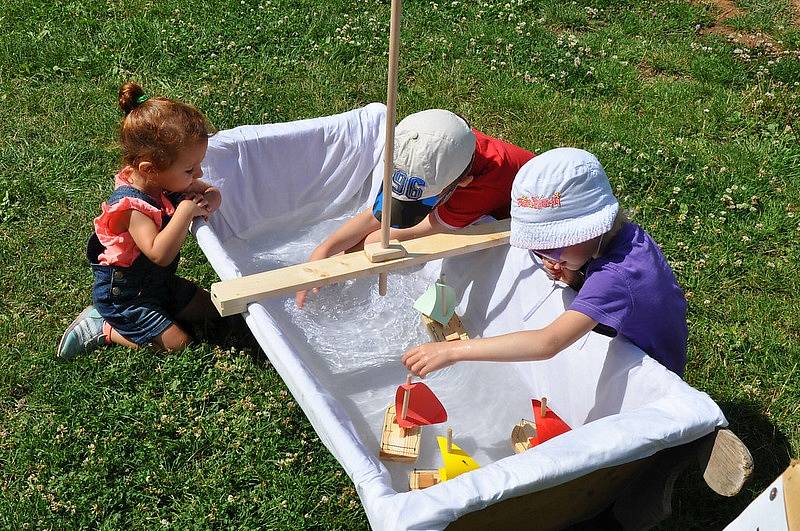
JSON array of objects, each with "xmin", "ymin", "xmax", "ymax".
[{"xmin": 191, "ymin": 314, "xmax": 268, "ymax": 366}]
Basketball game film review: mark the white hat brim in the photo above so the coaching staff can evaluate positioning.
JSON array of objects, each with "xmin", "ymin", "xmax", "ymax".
[{"xmin": 510, "ymin": 202, "xmax": 619, "ymax": 249}]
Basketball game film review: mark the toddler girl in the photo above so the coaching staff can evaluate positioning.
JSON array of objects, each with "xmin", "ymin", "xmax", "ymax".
[
  {"xmin": 402, "ymin": 147, "xmax": 688, "ymax": 377},
  {"xmin": 58, "ymin": 82, "xmax": 222, "ymax": 358}
]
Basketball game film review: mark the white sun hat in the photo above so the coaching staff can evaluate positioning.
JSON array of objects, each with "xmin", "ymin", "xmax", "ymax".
[
  {"xmin": 391, "ymin": 109, "xmax": 476, "ymax": 201},
  {"xmin": 510, "ymin": 147, "xmax": 619, "ymax": 249}
]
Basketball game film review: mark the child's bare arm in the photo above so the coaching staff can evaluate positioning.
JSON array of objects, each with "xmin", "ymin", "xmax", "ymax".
[
  {"xmin": 315, "ymin": 209, "xmax": 381, "ymax": 257},
  {"xmin": 128, "ymin": 198, "xmax": 207, "ymax": 266},
  {"xmin": 362, "ymin": 212, "xmax": 445, "ymax": 245},
  {"xmin": 402, "ymin": 310, "xmax": 597, "ymax": 377},
  {"xmin": 295, "ymin": 210, "xmax": 381, "ymax": 308}
]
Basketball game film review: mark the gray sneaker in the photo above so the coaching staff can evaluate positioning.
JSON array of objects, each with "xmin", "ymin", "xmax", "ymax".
[{"xmin": 57, "ymin": 306, "xmax": 106, "ymax": 359}]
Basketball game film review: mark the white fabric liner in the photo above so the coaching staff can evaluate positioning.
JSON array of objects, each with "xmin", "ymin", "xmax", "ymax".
[{"xmin": 193, "ymin": 104, "xmax": 727, "ymax": 531}]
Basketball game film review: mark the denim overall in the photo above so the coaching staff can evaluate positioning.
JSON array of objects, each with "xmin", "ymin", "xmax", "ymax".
[{"xmin": 88, "ymin": 186, "xmax": 197, "ymax": 345}]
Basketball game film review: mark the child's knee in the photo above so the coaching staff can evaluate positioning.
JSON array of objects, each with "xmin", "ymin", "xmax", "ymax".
[{"xmin": 156, "ymin": 324, "xmax": 192, "ymax": 351}]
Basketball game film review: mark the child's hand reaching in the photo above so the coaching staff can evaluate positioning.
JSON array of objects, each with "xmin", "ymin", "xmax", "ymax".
[
  {"xmin": 402, "ymin": 341, "xmax": 456, "ymax": 377},
  {"xmin": 180, "ymin": 194, "xmax": 211, "ymax": 220},
  {"xmin": 183, "ymin": 182, "xmax": 222, "ymax": 218}
]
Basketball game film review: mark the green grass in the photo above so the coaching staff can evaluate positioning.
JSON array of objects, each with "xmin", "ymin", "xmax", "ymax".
[{"xmin": 1, "ymin": 0, "xmax": 798, "ymax": 528}]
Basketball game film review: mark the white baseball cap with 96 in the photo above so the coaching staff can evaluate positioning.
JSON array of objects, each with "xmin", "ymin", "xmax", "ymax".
[{"xmin": 390, "ymin": 109, "xmax": 476, "ymax": 202}]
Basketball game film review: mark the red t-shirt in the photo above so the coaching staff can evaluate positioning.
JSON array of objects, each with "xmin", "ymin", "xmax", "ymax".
[{"xmin": 433, "ymin": 129, "xmax": 534, "ymax": 229}]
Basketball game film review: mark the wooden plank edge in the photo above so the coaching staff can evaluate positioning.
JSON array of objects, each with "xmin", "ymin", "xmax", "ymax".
[
  {"xmin": 784, "ymin": 460, "xmax": 799, "ymax": 531},
  {"xmin": 211, "ymin": 219, "xmax": 510, "ymax": 316}
]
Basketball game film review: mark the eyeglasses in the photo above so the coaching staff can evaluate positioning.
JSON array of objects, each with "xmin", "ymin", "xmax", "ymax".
[{"xmin": 531, "ymin": 248, "xmax": 565, "ymax": 262}]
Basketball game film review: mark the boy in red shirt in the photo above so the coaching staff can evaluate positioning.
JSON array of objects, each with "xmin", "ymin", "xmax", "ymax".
[{"xmin": 296, "ymin": 109, "xmax": 533, "ymax": 308}]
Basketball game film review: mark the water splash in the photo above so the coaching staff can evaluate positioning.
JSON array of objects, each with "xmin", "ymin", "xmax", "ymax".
[{"xmin": 283, "ymin": 270, "xmax": 434, "ymax": 374}]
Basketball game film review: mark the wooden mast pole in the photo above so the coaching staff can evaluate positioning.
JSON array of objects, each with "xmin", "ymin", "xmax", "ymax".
[{"xmin": 365, "ymin": 0, "xmax": 408, "ymax": 294}]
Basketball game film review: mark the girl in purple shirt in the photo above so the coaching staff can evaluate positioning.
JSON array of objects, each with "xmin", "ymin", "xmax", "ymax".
[{"xmin": 402, "ymin": 147, "xmax": 688, "ymax": 377}]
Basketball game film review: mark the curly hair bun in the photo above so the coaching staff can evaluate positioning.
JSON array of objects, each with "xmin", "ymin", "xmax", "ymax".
[{"xmin": 118, "ymin": 82, "xmax": 146, "ymax": 116}]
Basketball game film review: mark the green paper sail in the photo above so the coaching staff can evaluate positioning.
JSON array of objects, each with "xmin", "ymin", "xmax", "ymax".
[{"xmin": 414, "ymin": 281, "xmax": 457, "ymax": 325}]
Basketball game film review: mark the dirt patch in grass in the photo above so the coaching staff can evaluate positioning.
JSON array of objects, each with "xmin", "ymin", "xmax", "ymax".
[
  {"xmin": 637, "ymin": 59, "xmax": 691, "ymax": 81},
  {"xmin": 703, "ymin": 0, "xmax": 743, "ymax": 19},
  {"xmin": 691, "ymin": 0, "xmax": 783, "ymax": 50},
  {"xmin": 701, "ymin": 25, "xmax": 781, "ymax": 50}
]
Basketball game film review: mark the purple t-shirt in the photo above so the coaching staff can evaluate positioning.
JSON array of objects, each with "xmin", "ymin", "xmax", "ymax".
[{"xmin": 569, "ymin": 223, "xmax": 688, "ymax": 376}]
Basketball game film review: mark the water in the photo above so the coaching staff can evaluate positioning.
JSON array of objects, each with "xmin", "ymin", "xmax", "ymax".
[
  {"xmin": 223, "ymin": 206, "xmax": 535, "ymax": 491},
  {"xmin": 227, "ymin": 207, "xmax": 452, "ymax": 376}
]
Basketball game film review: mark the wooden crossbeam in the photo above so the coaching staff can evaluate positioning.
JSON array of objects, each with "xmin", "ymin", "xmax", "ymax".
[{"xmin": 210, "ymin": 219, "xmax": 510, "ymax": 316}]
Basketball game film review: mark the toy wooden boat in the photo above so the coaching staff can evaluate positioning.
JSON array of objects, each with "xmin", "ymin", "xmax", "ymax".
[
  {"xmin": 510, "ymin": 419, "xmax": 537, "ymax": 454},
  {"xmin": 379, "ymin": 376, "xmax": 447, "ymax": 462},
  {"xmin": 409, "ymin": 429, "xmax": 480, "ymax": 490},
  {"xmin": 529, "ymin": 398, "xmax": 571, "ymax": 447},
  {"xmin": 420, "ymin": 313, "xmax": 470, "ymax": 342},
  {"xmin": 378, "ymin": 404, "xmax": 420, "ymax": 462},
  {"xmin": 510, "ymin": 398, "xmax": 571, "ymax": 452},
  {"xmin": 413, "ymin": 276, "xmax": 457, "ymax": 326}
]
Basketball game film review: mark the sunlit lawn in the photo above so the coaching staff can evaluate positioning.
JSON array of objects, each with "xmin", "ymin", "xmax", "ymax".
[{"xmin": 1, "ymin": 0, "xmax": 798, "ymax": 528}]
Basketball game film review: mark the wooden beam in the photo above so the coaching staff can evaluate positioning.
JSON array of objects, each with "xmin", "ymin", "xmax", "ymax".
[{"xmin": 210, "ymin": 219, "xmax": 510, "ymax": 316}]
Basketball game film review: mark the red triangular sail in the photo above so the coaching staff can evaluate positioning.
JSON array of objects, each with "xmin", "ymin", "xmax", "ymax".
[
  {"xmin": 395, "ymin": 382, "xmax": 447, "ymax": 428},
  {"xmin": 529, "ymin": 398, "xmax": 571, "ymax": 446}
]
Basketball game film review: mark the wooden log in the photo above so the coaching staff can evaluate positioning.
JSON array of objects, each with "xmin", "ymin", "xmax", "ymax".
[{"xmin": 211, "ymin": 219, "xmax": 510, "ymax": 316}]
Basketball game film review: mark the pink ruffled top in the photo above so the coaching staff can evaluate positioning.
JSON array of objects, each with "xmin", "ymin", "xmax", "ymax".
[{"xmin": 93, "ymin": 171, "xmax": 178, "ymax": 267}]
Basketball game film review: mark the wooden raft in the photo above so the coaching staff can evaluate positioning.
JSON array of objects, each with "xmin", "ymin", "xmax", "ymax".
[
  {"xmin": 210, "ymin": 219, "xmax": 510, "ymax": 316},
  {"xmin": 510, "ymin": 420, "xmax": 537, "ymax": 454},
  {"xmin": 379, "ymin": 404, "xmax": 420, "ymax": 462},
  {"xmin": 409, "ymin": 469, "xmax": 441, "ymax": 490},
  {"xmin": 421, "ymin": 314, "xmax": 470, "ymax": 343}
]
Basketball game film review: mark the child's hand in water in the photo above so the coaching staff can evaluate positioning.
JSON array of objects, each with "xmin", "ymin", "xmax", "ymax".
[
  {"xmin": 402, "ymin": 341, "xmax": 455, "ymax": 377},
  {"xmin": 294, "ymin": 246, "xmax": 331, "ymax": 308}
]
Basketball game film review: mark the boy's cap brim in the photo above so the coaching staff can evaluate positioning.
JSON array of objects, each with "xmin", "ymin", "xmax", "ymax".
[{"xmin": 375, "ymin": 195, "xmax": 438, "ymax": 229}]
